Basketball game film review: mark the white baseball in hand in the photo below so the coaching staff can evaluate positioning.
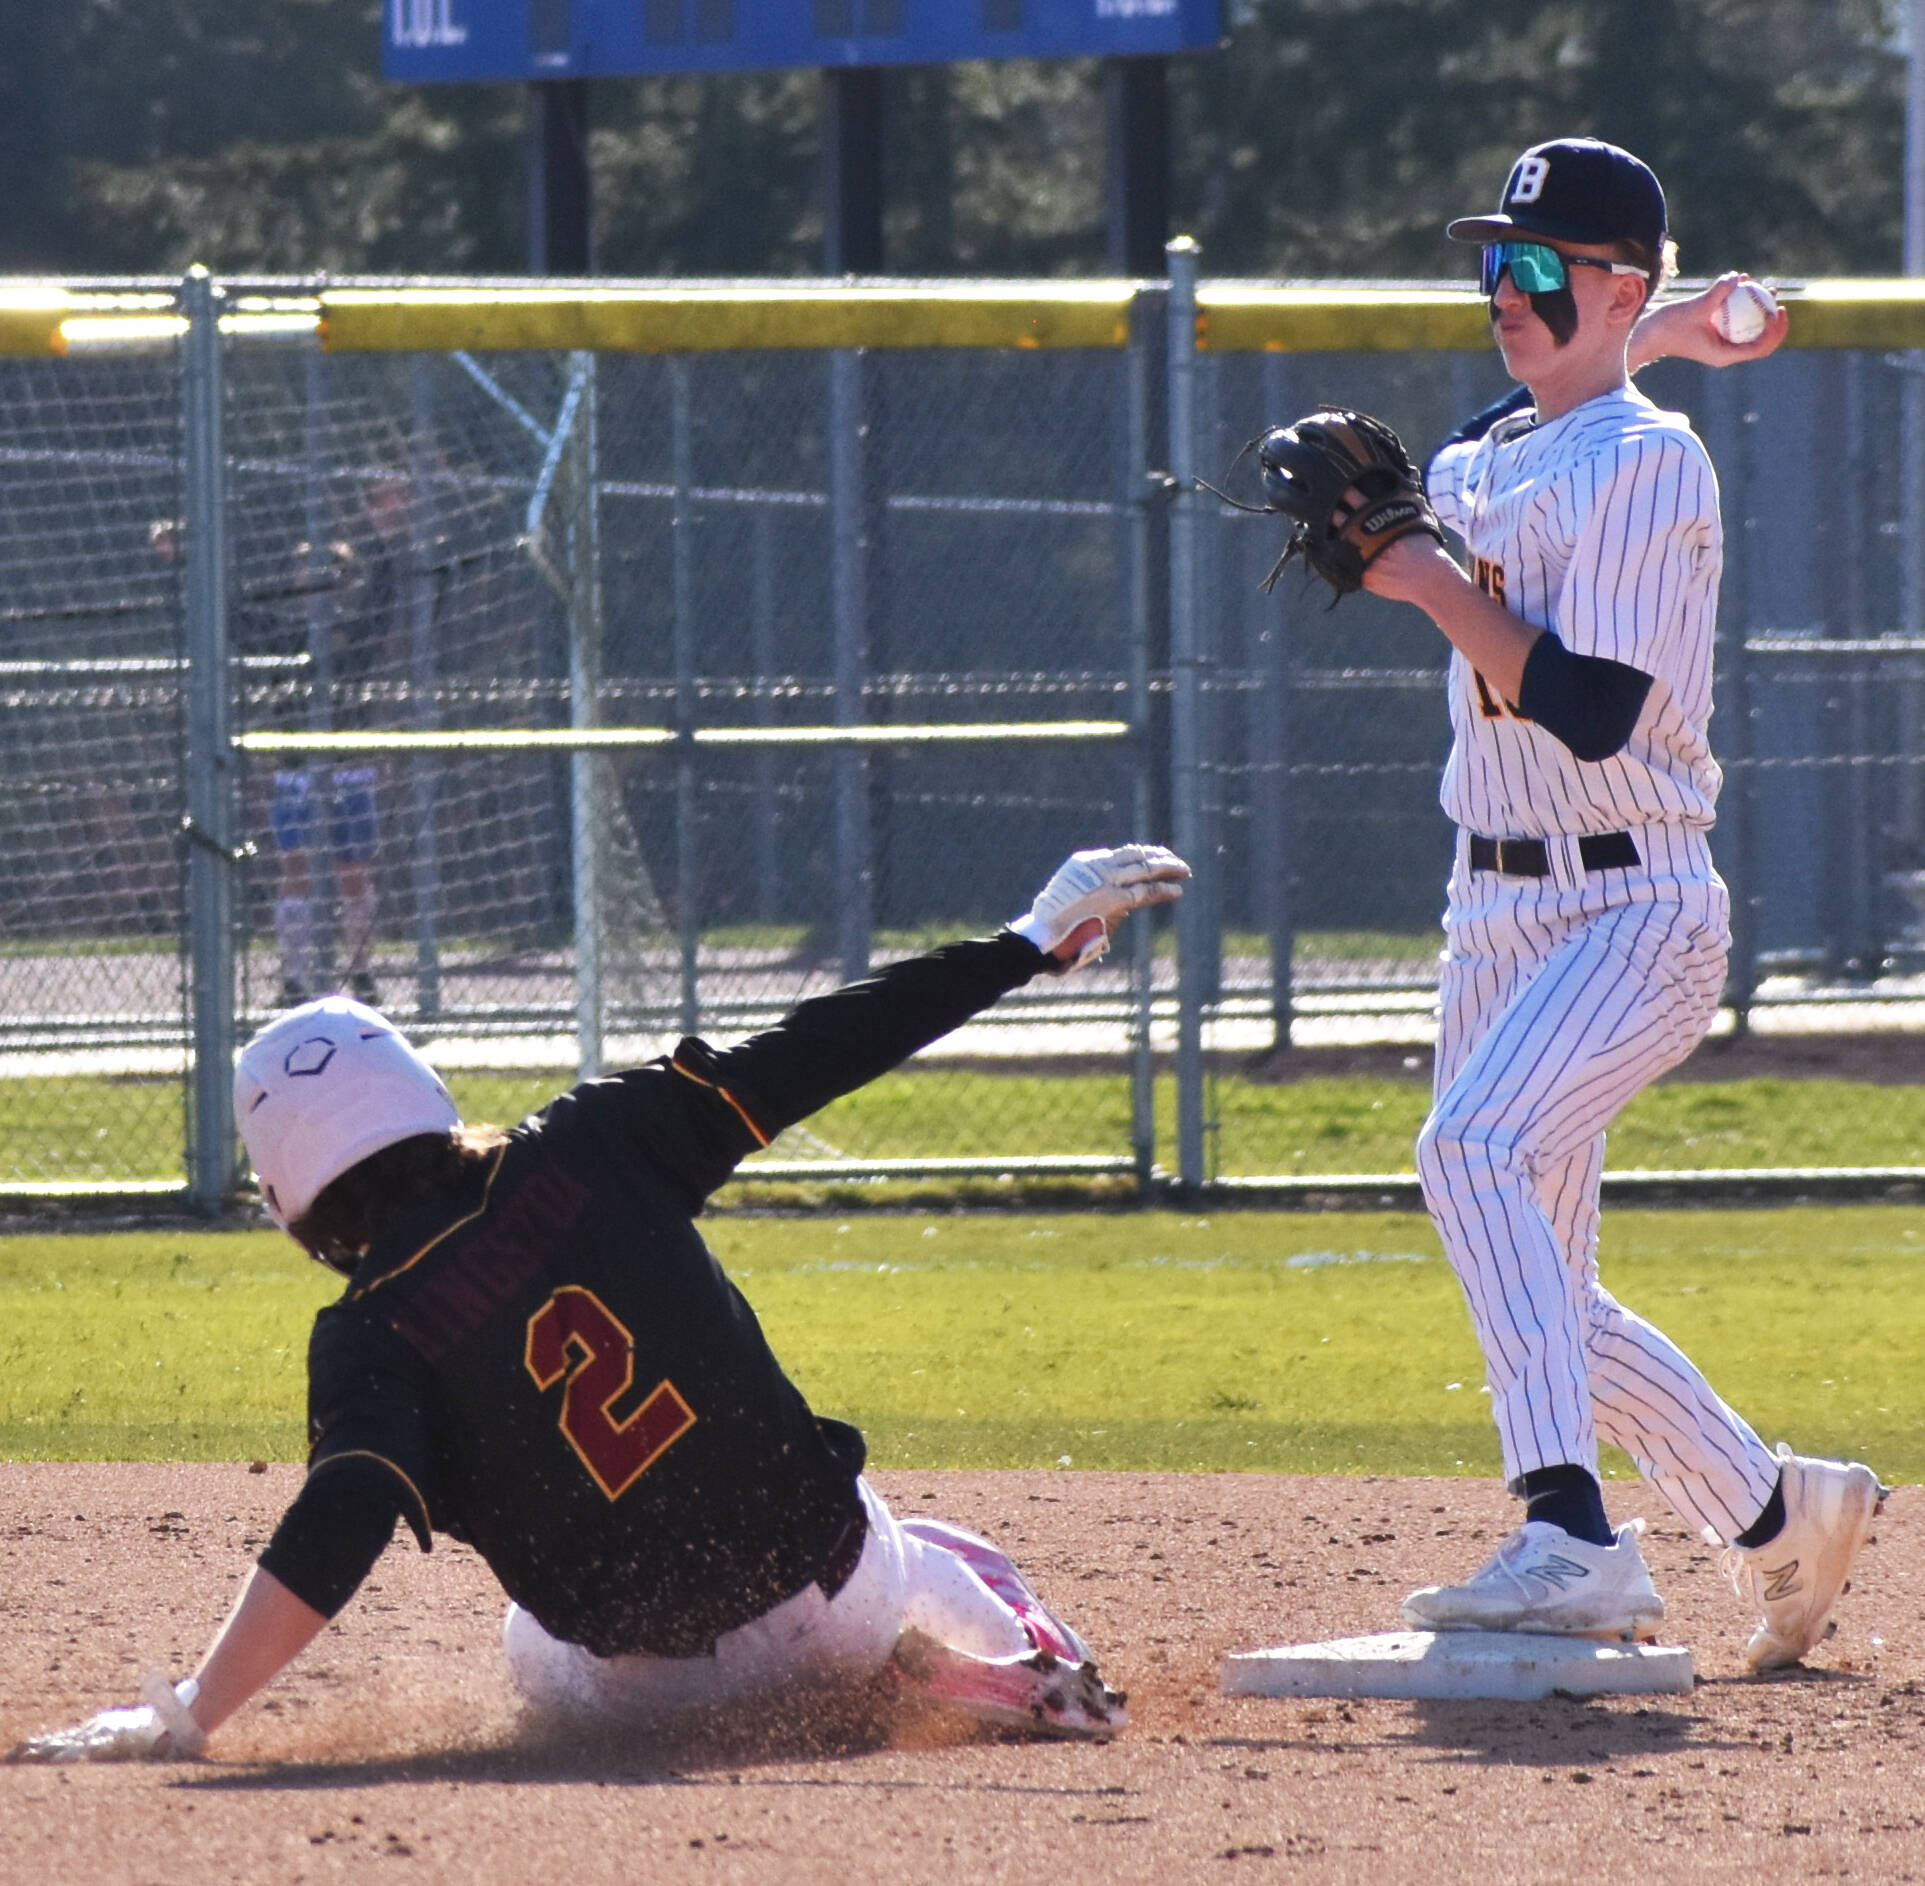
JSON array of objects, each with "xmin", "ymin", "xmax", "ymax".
[{"xmin": 1713, "ymin": 280, "xmax": 1777, "ymax": 346}]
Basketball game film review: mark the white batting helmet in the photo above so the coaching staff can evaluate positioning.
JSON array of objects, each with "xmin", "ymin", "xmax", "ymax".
[{"xmin": 234, "ymin": 996, "xmax": 461, "ymax": 1231}]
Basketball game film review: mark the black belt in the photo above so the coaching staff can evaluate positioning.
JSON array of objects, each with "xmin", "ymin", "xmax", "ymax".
[
  {"xmin": 1468, "ymin": 831, "xmax": 1641, "ymax": 877},
  {"xmin": 815, "ymin": 1505, "xmax": 869, "ymax": 1601}
]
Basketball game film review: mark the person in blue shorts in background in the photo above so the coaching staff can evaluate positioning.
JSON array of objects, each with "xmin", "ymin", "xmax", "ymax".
[
  {"xmin": 269, "ymin": 476, "xmax": 410, "ymax": 1006},
  {"xmin": 269, "ymin": 758, "xmax": 381, "ymax": 1007}
]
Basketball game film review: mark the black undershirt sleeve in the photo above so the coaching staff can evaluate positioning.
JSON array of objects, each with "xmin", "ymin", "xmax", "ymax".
[
  {"xmin": 258, "ymin": 1455, "xmax": 411, "ymax": 1619},
  {"xmin": 678, "ymin": 931, "xmax": 1048, "ymax": 1146},
  {"xmin": 1436, "ymin": 384, "xmax": 1533, "ymax": 454},
  {"xmin": 1516, "ymin": 632, "xmax": 1655, "ymax": 763},
  {"xmin": 572, "ymin": 932, "xmax": 1050, "ymax": 1202}
]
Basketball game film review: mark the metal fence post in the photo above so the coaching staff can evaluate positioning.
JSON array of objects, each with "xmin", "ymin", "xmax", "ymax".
[
  {"xmin": 181, "ymin": 266, "xmax": 237, "ymax": 1210},
  {"xmin": 1258, "ymin": 355, "xmax": 1296, "ymax": 1049},
  {"xmin": 751, "ymin": 505, "xmax": 780, "ymax": 925},
  {"xmin": 407, "ymin": 361, "xmax": 444, "ymax": 1019},
  {"xmin": 1702, "ymin": 364, "xmax": 1757, "ymax": 1027},
  {"xmin": 1126, "ymin": 282, "xmax": 1168, "ymax": 1185},
  {"xmin": 671, "ymin": 356, "xmax": 701, "ymax": 1036},
  {"xmin": 829, "ymin": 347, "xmax": 875, "ymax": 983},
  {"xmin": 1166, "ymin": 237, "xmax": 1208, "ymax": 1188},
  {"xmin": 302, "ymin": 350, "xmax": 342, "ymax": 986},
  {"xmin": 567, "ymin": 351, "xmax": 607, "ymax": 1077},
  {"xmin": 1193, "ymin": 348, "xmax": 1224, "ymax": 1016}
]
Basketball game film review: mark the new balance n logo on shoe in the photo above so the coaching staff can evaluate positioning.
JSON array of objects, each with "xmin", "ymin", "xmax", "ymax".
[
  {"xmin": 1762, "ymin": 1560, "xmax": 1804, "ymax": 1603},
  {"xmin": 1525, "ymin": 1554, "xmax": 1592, "ymax": 1593},
  {"xmin": 1402, "ymin": 1520, "xmax": 1664, "ymax": 1637}
]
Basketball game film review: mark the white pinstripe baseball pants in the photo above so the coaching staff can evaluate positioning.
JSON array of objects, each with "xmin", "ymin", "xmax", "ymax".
[{"xmin": 1415, "ymin": 824, "xmax": 1780, "ymax": 1543}]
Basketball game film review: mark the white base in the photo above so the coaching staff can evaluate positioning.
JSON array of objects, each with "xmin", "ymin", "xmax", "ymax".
[{"xmin": 1221, "ymin": 1630, "xmax": 1694, "ymax": 1702}]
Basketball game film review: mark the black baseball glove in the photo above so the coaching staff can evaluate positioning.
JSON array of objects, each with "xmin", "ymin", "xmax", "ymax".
[{"xmin": 1245, "ymin": 409, "xmax": 1446, "ymax": 600}]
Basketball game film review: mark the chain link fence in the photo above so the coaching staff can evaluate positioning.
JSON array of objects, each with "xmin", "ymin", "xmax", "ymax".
[
  {"xmin": 1169, "ymin": 259, "xmax": 1925, "ymax": 1180},
  {"xmin": 230, "ymin": 329, "xmax": 1151, "ymax": 1190},
  {"xmin": 2, "ymin": 272, "xmax": 1922, "ymax": 1200},
  {"xmin": 0, "ymin": 329, "xmax": 190, "ymax": 1193}
]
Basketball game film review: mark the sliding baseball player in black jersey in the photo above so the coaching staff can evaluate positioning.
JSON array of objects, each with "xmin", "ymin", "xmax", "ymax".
[{"xmin": 9, "ymin": 845, "xmax": 1187, "ymax": 1762}]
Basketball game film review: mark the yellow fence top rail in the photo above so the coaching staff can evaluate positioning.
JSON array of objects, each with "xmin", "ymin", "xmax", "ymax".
[
  {"xmin": 319, "ymin": 282, "xmax": 1139, "ymax": 354},
  {"xmin": 0, "ymin": 288, "xmax": 71, "ymax": 357},
  {"xmin": 11, "ymin": 278, "xmax": 1925, "ymax": 357},
  {"xmin": 0, "ymin": 288, "xmax": 185, "ymax": 357},
  {"xmin": 1196, "ymin": 278, "xmax": 1925, "ymax": 353},
  {"xmin": 1, "ymin": 291, "xmax": 319, "ymax": 356},
  {"xmin": 1780, "ymin": 279, "xmax": 1925, "ymax": 350},
  {"xmin": 1198, "ymin": 285, "xmax": 1494, "ymax": 354}
]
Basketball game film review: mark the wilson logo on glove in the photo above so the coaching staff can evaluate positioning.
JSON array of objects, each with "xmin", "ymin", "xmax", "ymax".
[{"xmin": 1203, "ymin": 407, "xmax": 1446, "ymax": 602}]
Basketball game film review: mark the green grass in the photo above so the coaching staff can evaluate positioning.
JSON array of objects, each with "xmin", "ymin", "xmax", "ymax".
[
  {"xmin": 5, "ymin": 1208, "xmax": 1922, "ymax": 1482},
  {"xmin": 1205, "ymin": 1073, "xmax": 1925, "ymax": 1177},
  {"xmin": 730, "ymin": 1209, "xmax": 1925, "ymax": 1477},
  {"xmin": 0, "ymin": 1077, "xmax": 188, "ymax": 1184},
  {"xmin": 0, "ymin": 1235, "xmax": 334, "ymax": 1460},
  {"xmin": 26, "ymin": 1066, "xmax": 1925, "ymax": 1185}
]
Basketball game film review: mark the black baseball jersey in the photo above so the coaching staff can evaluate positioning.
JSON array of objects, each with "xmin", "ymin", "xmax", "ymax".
[{"xmin": 262, "ymin": 933, "xmax": 1046, "ymax": 1658}]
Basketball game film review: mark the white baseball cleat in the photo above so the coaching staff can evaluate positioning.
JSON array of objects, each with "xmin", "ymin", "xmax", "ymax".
[
  {"xmin": 886, "ymin": 1631, "xmax": 1128, "ymax": 1740},
  {"xmin": 1401, "ymin": 1520, "xmax": 1665, "ymax": 1640},
  {"xmin": 1724, "ymin": 1446, "xmax": 1887, "ymax": 1673}
]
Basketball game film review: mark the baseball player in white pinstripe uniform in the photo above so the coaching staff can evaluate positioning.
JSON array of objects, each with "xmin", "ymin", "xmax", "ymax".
[{"xmin": 1362, "ymin": 138, "xmax": 1884, "ymax": 1665}]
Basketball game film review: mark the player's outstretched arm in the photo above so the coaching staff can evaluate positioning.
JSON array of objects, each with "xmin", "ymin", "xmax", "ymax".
[
  {"xmin": 6, "ymin": 1451, "xmax": 409, "ymax": 1762},
  {"xmin": 185, "ymin": 1566, "xmax": 332, "ymax": 1740},
  {"xmin": 679, "ymin": 846, "xmax": 1189, "ymax": 1150},
  {"xmin": 1629, "ymin": 273, "xmax": 1787, "ymax": 374},
  {"xmin": 5, "ymin": 1567, "xmax": 326, "ymax": 1763}
]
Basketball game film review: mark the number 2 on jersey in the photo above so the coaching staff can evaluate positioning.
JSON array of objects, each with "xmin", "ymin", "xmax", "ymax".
[{"xmin": 524, "ymin": 1286, "xmax": 697, "ymax": 1500}]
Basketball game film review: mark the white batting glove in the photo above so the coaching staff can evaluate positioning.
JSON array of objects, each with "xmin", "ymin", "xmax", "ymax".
[
  {"xmin": 1010, "ymin": 845, "xmax": 1191, "ymax": 972},
  {"xmin": 6, "ymin": 1675, "xmax": 206, "ymax": 1764}
]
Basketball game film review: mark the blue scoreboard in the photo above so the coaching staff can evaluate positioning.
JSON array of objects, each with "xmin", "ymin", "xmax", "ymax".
[{"xmin": 385, "ymin": 0, "xmax": 1225, "ymax": 83}]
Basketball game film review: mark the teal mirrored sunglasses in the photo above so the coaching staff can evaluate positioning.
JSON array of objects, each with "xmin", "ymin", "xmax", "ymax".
[{"xmin": 1480, "ymin": 240, "xmax": 1649, "ymax": 297}]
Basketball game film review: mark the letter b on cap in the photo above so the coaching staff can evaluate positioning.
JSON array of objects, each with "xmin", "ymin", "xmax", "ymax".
[{"xmin": 1509, "ymin": 156, "xmax": 1550, "ymax": 205}]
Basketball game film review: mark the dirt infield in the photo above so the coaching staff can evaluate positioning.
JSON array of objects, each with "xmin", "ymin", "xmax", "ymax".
[{"xmin": 2, "ymin": 1464, "xmax": 1920, "ymax": 1885}]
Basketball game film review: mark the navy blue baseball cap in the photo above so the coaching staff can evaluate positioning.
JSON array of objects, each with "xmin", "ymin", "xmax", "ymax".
[{"xmin": 1447, "ymin": 138, "xmax": 1667, "ymax": 252}]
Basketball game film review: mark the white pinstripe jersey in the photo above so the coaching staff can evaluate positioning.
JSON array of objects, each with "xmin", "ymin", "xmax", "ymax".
[{"xmin": 1426, "ymin": 384, "xmax": 1723, "ymax": 839}]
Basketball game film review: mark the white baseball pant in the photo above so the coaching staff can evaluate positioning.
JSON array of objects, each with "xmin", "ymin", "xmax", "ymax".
[
  {"xmin": 1415, "ymin": 824, "xmax": 1781, "ymax": 1543},
  {"xmin": 501, "ymin": 1478, "xmax": 1033, "ymax": 1720}
]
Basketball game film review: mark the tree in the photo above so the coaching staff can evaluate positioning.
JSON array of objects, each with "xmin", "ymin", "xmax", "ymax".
[
  {"xmin": 0, "ymin": 0, "xmax": 1909, "ymax": 281},
  {"xmin": 1172, "ymin": 0, "xmax": 1905, "ymax": 280},
  {"xmin": 0, "ymin": 14, "xmax": 75, "ymax": 270}
]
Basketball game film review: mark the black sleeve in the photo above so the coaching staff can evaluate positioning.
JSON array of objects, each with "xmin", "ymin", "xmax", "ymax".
[
  {"xmin": 554, "ymin": 931, "xmax": 1048, "ymax": 1203},
  {"xmin": 685, "ymin": 931, "xmax": 1048, "ymax": 1144},
  {"xmin": 1516, "ymin": 632, "xmax": 1655, "ymax": 762},
  {"xmin": 258, "ymin": 1455, "xmax": 408, "ymax": 1618},
  {"xmin": 1437, "ymin": 384, "xmax": 1533, "ymax": 454},
  {"xmin": 300, "ymin": 1306, "xmax": 439, "ymax": 1547}
]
